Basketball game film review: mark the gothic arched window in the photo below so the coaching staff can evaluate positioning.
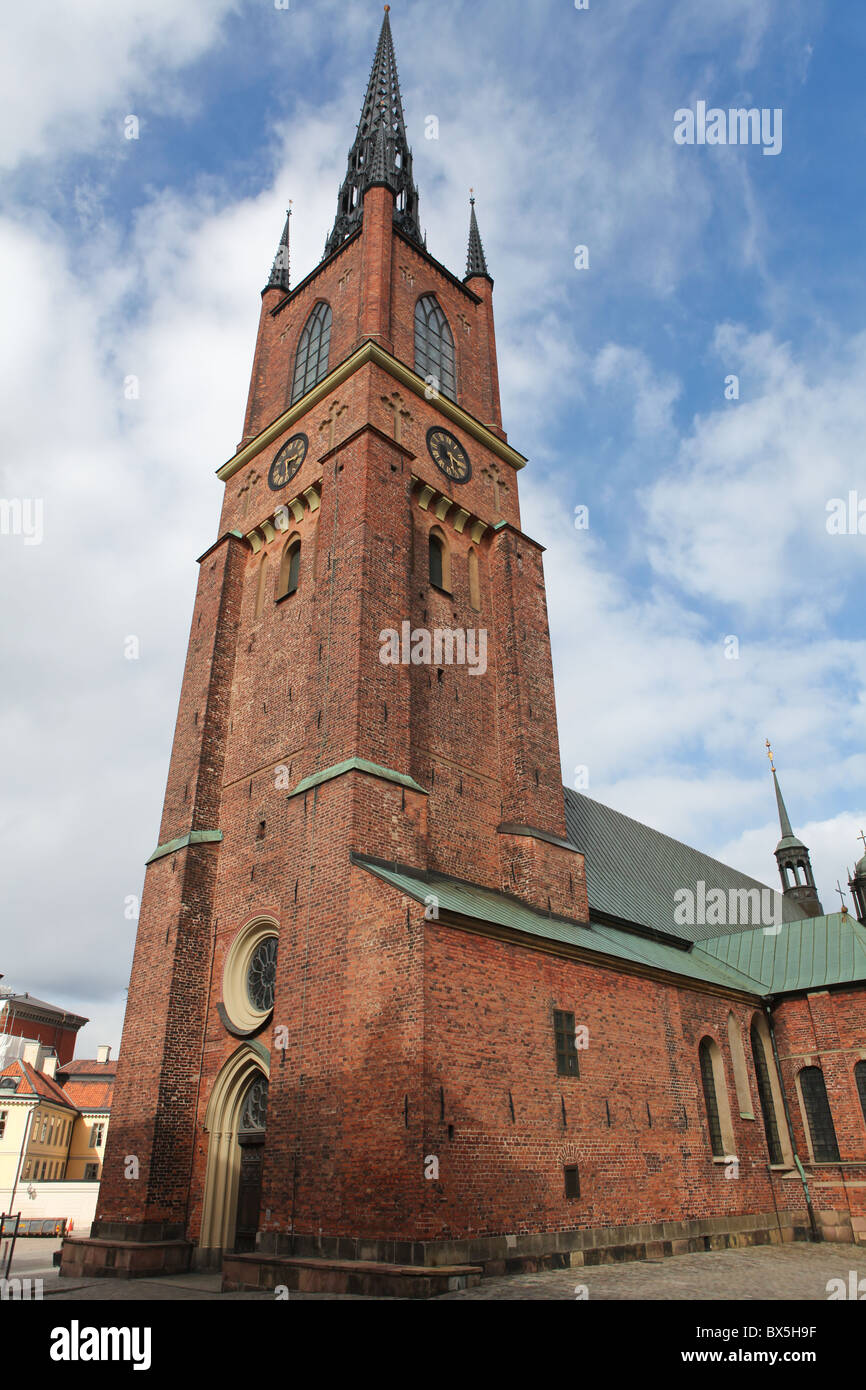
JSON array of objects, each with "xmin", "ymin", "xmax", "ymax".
[
  {"xmin": 799, "ymin": 1067, "xmax": 840, "ymax": 1162},
  {"xmin": 291, "ymin": 302, "xmax": 332, "ymax": 404},
  {"xmin": 239, "ymin": 1075, "xmax": 269, "ymax": 1133},
  {"xmin": 414, "ymin": 295, "xmax": 456, "ymax": 400},
  {"xmin": 699, "ymin": 1038, "xmax": 725, "ymax": 1157},
  {"xmin": 750, "ymin": 1017, "xmax": 783, "ymax": 1164}
]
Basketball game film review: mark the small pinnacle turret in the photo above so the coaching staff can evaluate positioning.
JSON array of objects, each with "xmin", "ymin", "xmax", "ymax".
[
  {"xmin": 465, "ymin": 193, "xmax": 491, "ymax": 281},
  {"xmin": 765, "ymin": 741, "xmax": 823, "ymax": 918},
  {"xmin": 323, "ymin": 7, "xmax": 422, "ymax": 260},
  {"xmin": 266, "ymin": 205, "xmax": 291, "ymax": 293}
]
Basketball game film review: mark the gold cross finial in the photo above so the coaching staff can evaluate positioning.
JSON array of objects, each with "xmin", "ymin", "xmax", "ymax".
[
  {"xmin": 858, "ymin": 829, "xmax": 866, "ymax": 853},
  {"xmin": 765, "ymin": 739, "xmax": 775, "ymax": 772}
]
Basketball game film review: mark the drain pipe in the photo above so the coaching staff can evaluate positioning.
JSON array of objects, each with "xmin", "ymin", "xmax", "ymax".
[{"xmin": 764, "ymin": 1001, "xmax": 820, "ymax": 1243}]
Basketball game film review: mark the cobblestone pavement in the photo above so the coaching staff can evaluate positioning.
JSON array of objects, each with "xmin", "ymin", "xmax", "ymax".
[{"xmin": 28, "ymin": 1243, "xmax": 866, "ymax": 1301}]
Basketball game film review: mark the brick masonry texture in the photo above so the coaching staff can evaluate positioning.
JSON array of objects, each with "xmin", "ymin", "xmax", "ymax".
[{"xmin": 89, "ymin": 176, "xmax": 866, "ymax": 1271}]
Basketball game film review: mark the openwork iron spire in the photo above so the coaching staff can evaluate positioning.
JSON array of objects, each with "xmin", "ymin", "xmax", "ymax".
[
  {"xmin": 323, "ymin": 7, "xmax": 422, "ymax": 260},
  {"xmin": 465, "ymin": 192, "xmax": 490, "ymax": 280},
  {"xmin": 266, "ymin": 204, "xmax": 291, "ymax": 292}
]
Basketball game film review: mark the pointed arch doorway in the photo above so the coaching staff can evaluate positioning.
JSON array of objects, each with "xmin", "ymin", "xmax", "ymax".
[{"xmin": 199, "ymin": 1046, "xmax": 270, "ymax": 1265}]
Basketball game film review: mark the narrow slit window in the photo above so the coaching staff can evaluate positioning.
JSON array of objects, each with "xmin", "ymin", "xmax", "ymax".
[{"xmin": 554, "ymin": 1009, "xmax": 579, "ymax": 1077}]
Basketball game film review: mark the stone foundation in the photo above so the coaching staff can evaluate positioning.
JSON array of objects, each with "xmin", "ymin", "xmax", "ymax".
[{"xmin": 60, "ymin": 1235, "xmax": 193, "ymax": 1280}]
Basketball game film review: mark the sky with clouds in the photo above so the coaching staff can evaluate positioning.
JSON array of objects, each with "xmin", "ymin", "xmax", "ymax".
[{"xmin": 0, "ymin": 0, "xmax": 863, "ymax": 1055}]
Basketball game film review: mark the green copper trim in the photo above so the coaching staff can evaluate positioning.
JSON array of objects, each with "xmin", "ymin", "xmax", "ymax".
[
  {"xmin": 146, "ymin": 829, "xmax": 223, "ymax": 865},
  {"xmin": 288, "ymin": 757, "xmax": 427, "ymax": 800}
]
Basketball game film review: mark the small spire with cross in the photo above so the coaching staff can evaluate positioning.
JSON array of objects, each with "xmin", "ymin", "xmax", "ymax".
[
  {"xmin": 836, "ymin": 880, "xmax": 849, "ymax": 915},
  {"xmin": 857, "ymin": 829, "xmax": 866, "ymax": 854}
]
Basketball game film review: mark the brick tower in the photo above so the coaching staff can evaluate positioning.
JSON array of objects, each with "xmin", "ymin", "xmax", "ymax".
[{"xmin": 65, "ymin": 9, "xmax": 587, "ymax": 1282}]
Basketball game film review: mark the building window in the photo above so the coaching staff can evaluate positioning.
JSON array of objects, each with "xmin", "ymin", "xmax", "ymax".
[
  {"xmin": 799, "ymin": 1067, "xmax": 840, "ymax": 1162},
  {"xmin": 291, "ymin": 302, "xmax": 332, "ymax": 404},
  {"xmin": 427, "ymin": 527, "xmax": 451, "ymax": 593},
  {"xmin": 84, "ymin": 1163, "xmax": 99, "ymax": 1180},
  {"xmin": 699, "ymin": 1038, "xmax": 725, "ymax": 1157},
  {"xmin": 750, "ymin": 1019, "xmax": 783, "ymax": 1164},
  {"xmin": 855, "ymin": 1060, "xmax": 866, "ymax": 1129},
  {"xmin": 23, "ymin": 1160, "xmax": 30, "ymax": 1180},
  {"xmin": 414, "ymin": 295, "xmax": 456, "ymax": 399},
  {"xmin": 554, "ymin": 1009, "xmax": 579, "ymax": 1077},
  {"xmin": 429, "ymin": 531, "xmax": 444, "ymax": 589},
  {"xmin": 40, "ymin": 1117, "xmax": 48, "ymax": 1142},
  {"xmin": 89, "ymin": 1123, "xmax": 105, "ymax": 1149},
  {"xmin": 564, "ymin": 1163, "xmax": 581, "ymax": 1198},
  {"xmin": 0, "ymin": 1109, "xmax": 6, "ymax": 1139},
  {"xmin": 247, "ymin": 937, "xmax": 277, "ymax": 1012},
  {"xmin": 277, "ymin": 536, "xmax": 301, "ymax": 599}
]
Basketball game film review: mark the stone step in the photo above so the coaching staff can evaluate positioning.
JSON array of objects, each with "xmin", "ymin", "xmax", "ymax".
[{"xmin": 222, "ymin": 1252, "xmax": 483, "ymax": 1299}]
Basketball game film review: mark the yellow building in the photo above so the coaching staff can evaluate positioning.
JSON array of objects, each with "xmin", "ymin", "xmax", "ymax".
[{"xmin": 0, "ymin": 1041, "xmax": 117, "ymax": 1218}]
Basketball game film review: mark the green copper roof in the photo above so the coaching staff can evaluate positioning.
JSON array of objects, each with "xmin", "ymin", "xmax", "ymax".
[
  {"xmin": 563, "ymin": 788, "xmax": 801, "ymax": 942},
  {"xmin": 771, "ymin": 768, "xmax": 807, "ymax": 853},
  {"xmin": 694, "ymin": 914, "xmax": 866, "ymax": 994},
  {"xmin": 355, "ymin": 857, "xmax": 866, "ymax": 999},
  {"xmin": 354, "ymin": 856, "xmax": 766, "ymax": 996},
  {"xmin": 146, "ymin": 829, "xmax": 222, "ymax": 865}
]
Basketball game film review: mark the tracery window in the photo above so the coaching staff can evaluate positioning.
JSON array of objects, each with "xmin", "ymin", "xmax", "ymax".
[
  {"xmin": 291, "ymin": 302, "xmax": 332, "ymax": 403},
  {"xmin": 246, "ymin": 937, "xmax": 277, "ymax": 1014},
  {"xmin": 239, "ymin": 1075, "xmax": 269, "ymax": 1133},
  {"xmin": 414, "ymin": 295, "xmax": 456, "ymax": 400}
]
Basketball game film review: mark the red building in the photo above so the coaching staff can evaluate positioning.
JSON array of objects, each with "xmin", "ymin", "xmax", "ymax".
[
  {"xmin": 62, "ymin": 12, "xmax": 866, "ymax": 1293},
  {"xmin": 0, "ymin": 993, "xmax": 87, "ymax": 1064}
]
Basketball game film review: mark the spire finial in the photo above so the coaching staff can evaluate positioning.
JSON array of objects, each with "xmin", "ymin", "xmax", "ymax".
[
  {"xmin": 858, "ymin": 829, "xmax": 866, "ymax": 853},
  {"xmin": 465, "ymin": 188, "xmax": 491, "ymax": 281},
  {"xmin": 266, "ymin": 200, "xmax": 292, "ymax": 293},
  {"xmin": 323, "ymin": 6, "xmax": 421, "ymax": 259},
  {"xmin": 836, "ymin": 880, "xmax": 850, "ymax": 914},
  {"xmin": 765, "ymin": 738, "xmax": 775, "ymax": 772}
]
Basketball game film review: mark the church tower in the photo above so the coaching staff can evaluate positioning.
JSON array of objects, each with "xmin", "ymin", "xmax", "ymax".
[
  {"xmin": 766, "ymin": 742, "xmax": 823, "ymax": 919},
  {"xmin": 69, "ymin": 9, "xmax": 587, "ymax": 1279}
]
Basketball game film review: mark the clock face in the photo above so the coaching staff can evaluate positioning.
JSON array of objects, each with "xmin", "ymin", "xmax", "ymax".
[
  {"xmin": 267, "ymin": 433, "xmax": 308, "ymax": 491},
  {"xmin": 427, "ymin": 427, "xmax": 471, "ymax": 484}
]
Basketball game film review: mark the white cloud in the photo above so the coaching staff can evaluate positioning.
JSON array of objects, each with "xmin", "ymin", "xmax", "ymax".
[{"xmin": 0, "ymin": 0, "xmax": 242, "ymax": 170}]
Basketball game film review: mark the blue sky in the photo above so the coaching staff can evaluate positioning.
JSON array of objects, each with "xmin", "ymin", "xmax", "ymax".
[{"xmin": 0, "ymin": 0, "xmax": 863, "ymax": 1053}]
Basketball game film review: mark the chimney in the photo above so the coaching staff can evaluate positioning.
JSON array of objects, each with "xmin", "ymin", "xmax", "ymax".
[
  {"xmin": 22, "ymin": 1041, "xmax": 44, "ymax": 1069},
  {"xmin": 43, "ymin": 1055, "xmax": 58, "ymax": 1079},
  {"xmin": 96, "ymin": 1044, "xmax": 111, "ymax": 1065}
]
